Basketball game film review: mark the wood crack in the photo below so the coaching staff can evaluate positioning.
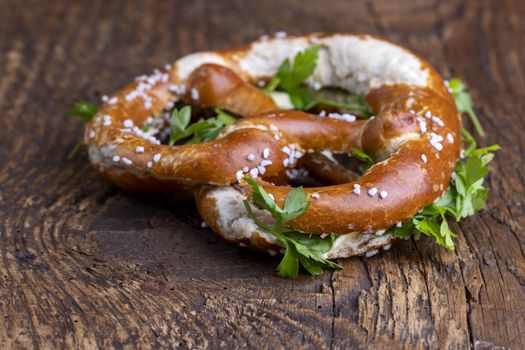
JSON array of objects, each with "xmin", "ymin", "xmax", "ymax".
[{"xmin": 329, "ymin": 269, "xmax": 336, "ymax": 350}]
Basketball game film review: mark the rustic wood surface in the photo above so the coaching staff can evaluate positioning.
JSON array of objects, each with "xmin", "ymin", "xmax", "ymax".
[{"xmin": 1, "ymin": 0, "xmax": 524, "ymax": 348}]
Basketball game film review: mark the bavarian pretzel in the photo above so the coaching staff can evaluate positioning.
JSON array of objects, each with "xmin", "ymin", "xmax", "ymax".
[{"xmin": 85, "ymin": 33, "xmax": 461, "ymax": 258}]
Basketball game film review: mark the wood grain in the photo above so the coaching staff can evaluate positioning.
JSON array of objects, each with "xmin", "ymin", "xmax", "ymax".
[{"xmin": 0, "ymin": 0, "xmax": 524, "ymax": 348}]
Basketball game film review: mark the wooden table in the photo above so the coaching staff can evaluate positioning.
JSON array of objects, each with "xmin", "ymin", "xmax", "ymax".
[{"xmin": 1, "ymin": 0, "xmax": 524, "ymax": 348}]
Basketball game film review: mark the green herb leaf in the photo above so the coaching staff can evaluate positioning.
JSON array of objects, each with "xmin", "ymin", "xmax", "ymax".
[
  {"xmin": 67, "ymin": 101, "xmax": 98, "ymax": 123},
  {"xmin": 214, "ymin": 108, "xmax": 237, "ymax": 124},
  {"xmin": 244, "ymin": 178, "xmax": 283, "ymax": 219},
  {"xmin": 282, "ymin": 186, "xmax": 310, "ymax": 224},
  {"xmin": 388, "ymin": 132, "xmax": 499, "ymax": 250},
  {"xmin": 66, "ymin": 101, "xmax": 98, "ymax": 159},
  {"xmin": 277, "ymin": 241, "xmax": 300, "ymax": 278},
  {"xmin": 243, "ymin": 178, "xmax": 340, "ymax": 278},
  {"xmin": 449, "ymin": 78, "xmax": 485, "ymax": 137},
  {"xmin": 352, "ymin": 148, "xmax": 374, "ymax": 172},
  {"xmin": 169, "ymin": 106, "xmax": 192, "ymax": 145},
  {"xmin": 413, "ymin": 214, "xmax": 455, "ymax": 250},
  {"xmin": 264, "ymin": 46, "xmax": 371, "ymax": 116},
  {"xmin": 267, "ymin": 45, "xmax": 320, "ymax": 93},
  {"xmin": 168, "ymin": 107, "xmax": 238, "ymax": 145}
]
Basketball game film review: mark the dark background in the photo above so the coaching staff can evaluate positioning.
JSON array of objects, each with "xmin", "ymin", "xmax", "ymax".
[{"xmin": 1, "ymin": 0, "xmax": 524, "ymax": 348}]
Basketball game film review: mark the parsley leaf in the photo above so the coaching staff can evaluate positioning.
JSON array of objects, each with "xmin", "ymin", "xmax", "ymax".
[
  {"xmin": 449, "ymin": 78, "xmax": 485, "ymax": 137},
  {"xmin": 388, "ymin": 130, "xmax": 499, "ymax": 250},
  {"xmin": 282, "ymin": 186, "xmax": 311, "ymax": 223},
  {"xmin": 67, "ymin": 101, "xmax": 98, "ymax": 123},
  {"xmin": 243, "ymin": 178, "xmax": 341, "ymax": 278},
  {"xmin": 66, "ymin": 101, "xmax": 98, "ymax": 159},
  {"xmin": 265, "ymin": 46, "xmax": 371, "ymax": 116},
  {"xmin": 168, "ymin": 107, "xmax": 238, "ymax": 145},
  {"xmin": 169, "ymin": 106, "xmax": 192, "ymax": 145},
  {"xmin": 266, "ymin": 45, "xmax": 320, "ymax": 93},
  {"xmin": 352, "ymin": 148, "xmax": 374, "ymax": 173}
]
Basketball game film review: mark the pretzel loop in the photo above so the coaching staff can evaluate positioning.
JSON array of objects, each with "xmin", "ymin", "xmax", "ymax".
[{"xmin": 85, "ymin": 34, "xmax": 461, "ymax": 258}]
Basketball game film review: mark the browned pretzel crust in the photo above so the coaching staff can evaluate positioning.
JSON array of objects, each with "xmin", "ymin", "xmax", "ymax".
[
  {"xmin": 85, "ymin": 33, "xmax": 461, "ymax": 257},
  {"xmin": 246, "ymin": 85, "xmax": 460, "ymax": 234}
]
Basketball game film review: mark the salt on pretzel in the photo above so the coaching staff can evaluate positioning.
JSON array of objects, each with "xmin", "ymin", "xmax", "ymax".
[{"xmin": 85, "ymin": 33, "xmax": 460, "ymax": 258}]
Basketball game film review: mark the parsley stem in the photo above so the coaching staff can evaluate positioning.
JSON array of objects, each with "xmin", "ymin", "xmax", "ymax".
[
  {"xmin": 466, "ymin": 107, "xmax": 486, "ymax": 137},
  {"xmin": 265, "ymin": 77, "xmax": 280, "ymax": 92},
  {"xmin": 67, "ymin": 139, "xmax": 84, "ymax": 159}
]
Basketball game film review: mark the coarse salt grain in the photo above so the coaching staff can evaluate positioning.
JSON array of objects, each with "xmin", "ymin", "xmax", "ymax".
[
  {"xmin": 432, "ymin": 116, "xmax": 444, "ymax": 127},
  {"xmin": 368, "ymin": 187, "xmax": 378, "ymax": 196},
  {"xmin": 419, "ymin": 120, "xmax": 427, "ymax": 133},
  {"xmin": 249, "ymin": 168, "xmax": 259, "ymax": 178},
  {"xmin": 135, "ymin": 146, "xmax": 144, "ymax": 153},
  {"xmin": 260, "ymin": 160, "xmax": 272, "ymax": 167},
  {"xmin": 191, "ymin": 88, "xmax": 199, "ymax": 100},
  {"xmin": 327, "ymin": 112, "xmax": 356, "ymax": 122},
  {"xmin": 102, "ymin": 115, "xmax": 112, "ymax": 126},
  {"xmin": 122, "ymin": 157, "xmax": 132, "ymax": 165},
  {"xmin": 153, "ymin": 153, "xmax": 161, "ymax": 162},
  {"xmin": 421, "ymin": 154, "xmax": 427, "ymax": 163},
  {"xmin": 262, "ymin": 148, "xmax": 270, "ymax": 158},
  {"xmin": 311, "ymin": 192, "xmax": 320, "ymax": 199},
  {"xmin": 147, "ymin": 161, "xmax": 153, "ymax": 168},
  {"xmin": 247, "ymin": 153, "xmax": 255, "ymax": 161},
  {"xmin": 123, "ymin": 119, "xmax": 134, "ymax": 128},
  {"xmin": 112, "ymin": 155, "xmax": 120, "ymax": 162},
  {"xmin": 380, "ymin": 190, "xmax": 388, "ymax": 199},
  {"xmin": 431, "ymin": 141, "xmax": 443, "ymax": 151}
]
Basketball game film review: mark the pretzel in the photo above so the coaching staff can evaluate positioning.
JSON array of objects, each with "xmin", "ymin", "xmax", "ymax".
[{"xmin": 85, "ymin": 33, "xmax": 461, "ymax": 258}]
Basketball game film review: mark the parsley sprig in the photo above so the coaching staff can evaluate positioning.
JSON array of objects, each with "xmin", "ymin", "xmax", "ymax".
[
  {"xmin": 66, "ymin": 101, "xmax": 98, "ymax": 159},
  {"xmin": 351, "ymin": 148, "xmax": 374, "ymax": 173},
  {"xmin": 169, "ymin": 106, "xmax": 237, "ymax": 145},
  {"xmin": 449, "ymin": 78, "xmax": 485, "ymax": 137},
  {"xmin": 243, "ymin": 178, "xmax": 341, "ymax": 278},
  {"xmin": 387, "ymin": 129, "xmax": 499, "ymax": 249},
  {"xmin": 67, "ymin": 101, "xmax": 98, "ymax": 123},
  {"xmin": 265, "ymin": 46, "xmax": 370, "ymax": 116}
]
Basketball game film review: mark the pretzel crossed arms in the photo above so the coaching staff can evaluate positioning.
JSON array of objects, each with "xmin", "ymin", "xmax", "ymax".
[{"xmin": 80, "ymin": 33, "xmax": 497, "ymax": 277}]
